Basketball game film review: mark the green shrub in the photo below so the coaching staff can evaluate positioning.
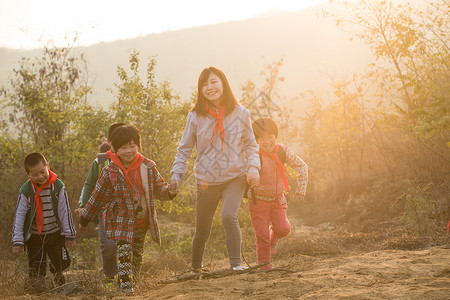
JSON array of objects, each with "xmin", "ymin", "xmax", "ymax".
[{"xmin": 401, "ymin": 183, "xmax": 437, "ymax": 235}]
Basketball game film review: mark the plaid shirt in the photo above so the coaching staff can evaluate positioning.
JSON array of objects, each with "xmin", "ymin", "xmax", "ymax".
[{"xmin": 80, "ymin": 157, "xmax": 172, "ymax": 245}]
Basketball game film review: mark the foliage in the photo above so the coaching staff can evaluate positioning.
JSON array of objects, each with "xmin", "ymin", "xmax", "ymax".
[
  {"xmin": 109, "ymin": 50, "xmax": 192, "ymax": 216},
  {"xmin": 1, "ymin": 45, "xmax": 96, "ymax": 177},
  {"xmin": 401, "ymin": 183, "xmax": 437, "ymax": 235},
  {"xmin": 72, "ymin": 237, "xmax": 100, "ymax": 270},
  {"xmin": 155, "ymin": 225, "xmax": 193, "ymax": 256},
  {"xmin": 300, "ymin": 0, "xmax": 450, "ymax": 230}
]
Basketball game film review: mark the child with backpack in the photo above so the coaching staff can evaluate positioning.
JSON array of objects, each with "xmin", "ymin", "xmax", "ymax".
[
  {"xmin": 79, "ymin": 124, "xmax": 177, "ymax": 292},
  {"xmin": 12, "ymin": 152, "xmax": 77, "ymax": 292},
  {"xmin": 75, "ymin": 122, "xmax": 124, "ymax": 287},
  {"xmin": 248, "ymin": 117, "xmax": 308, "ymax": 270}
]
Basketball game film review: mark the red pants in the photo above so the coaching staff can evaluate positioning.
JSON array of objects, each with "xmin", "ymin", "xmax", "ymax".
[{"xmin": 248, "ymin": 196, "xmax": 291, "ymax": 269}]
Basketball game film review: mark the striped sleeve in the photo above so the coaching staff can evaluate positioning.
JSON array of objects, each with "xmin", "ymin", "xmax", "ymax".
[
  {"xmin": 12, "ymin": 192, "xmax": 28, "ymax": 246},
  {"xmin": 285, "ymin": 146, "xmax": 308, "ymax": 197},
  {"xmin": 57, "ymin": 186, "xmax": 77, "ymax": 239}
]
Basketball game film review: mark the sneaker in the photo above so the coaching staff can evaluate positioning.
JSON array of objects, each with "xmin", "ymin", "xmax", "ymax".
[
  {"xmin": 54, "ymin": 271, "xmax": 66, "ymax": 286},
  {"xmin": 119, "ymin": 281, "xmax": 134, "ymax": 293},
  {"xmin": 232, "ymin": 265, "xmax": 249, "ymax": 271}
]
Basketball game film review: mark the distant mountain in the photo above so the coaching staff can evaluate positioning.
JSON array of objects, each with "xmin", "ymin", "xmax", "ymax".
[{"xmin": 0, "ymin": 3, "xmax": 374, "ymax": 113}]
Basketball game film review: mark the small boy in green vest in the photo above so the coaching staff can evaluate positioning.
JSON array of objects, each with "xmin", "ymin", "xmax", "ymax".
[{"xmin": 12, "ymin": 152, "xmax": 77, "ymax": 291}]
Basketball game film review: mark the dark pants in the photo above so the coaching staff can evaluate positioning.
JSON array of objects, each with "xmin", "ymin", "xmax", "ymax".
[
  {"xmin": 98, "ymin": 213, "xmax": 118, "ymax": 278},
  {"xmin": 25, "ymin": 232, "xmax": 70, "ymax": 286}
]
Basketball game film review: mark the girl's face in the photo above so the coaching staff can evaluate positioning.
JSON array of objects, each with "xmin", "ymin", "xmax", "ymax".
[
  {"xmin": 257, "ymin": 132, "xmax": 277, "ymax": 153},
  {"xmin": 202, "ymin": 72, "xmax": 224, "ymax": 105},
  {"xmin": 27, "ymin": 162, "xmax": 50, "ymax": 185},
  {"xmin": 116, "ymin": 140, "xmax": 138, "ymax": 167}
]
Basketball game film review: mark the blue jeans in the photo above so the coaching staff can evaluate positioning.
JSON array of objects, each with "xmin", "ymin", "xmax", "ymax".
[{"xmin": 98, "ymin": 213, "xmax": 118, "ymax": 278}]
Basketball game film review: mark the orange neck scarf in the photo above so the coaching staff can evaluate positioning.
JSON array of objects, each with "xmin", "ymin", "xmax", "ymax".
[
  {"xmin": 259, "ymin": 144, "xmax": 290, "ymax": 192},
  {"xmin": 30, "ymin": 170, "xmax": 57, "ymax": 235},
  {"xmin": 205, "ymin": 101, "xmax": 226, "ymax": 154},
  {"xmin": 106, "ymin": 150, "xmax": 144, "ymax": 191}
]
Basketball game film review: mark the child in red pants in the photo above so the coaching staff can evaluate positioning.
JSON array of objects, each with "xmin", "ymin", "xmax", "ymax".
[{"xmin": 248, "ymin": 117, "xmax": 308, "ymax": 269}]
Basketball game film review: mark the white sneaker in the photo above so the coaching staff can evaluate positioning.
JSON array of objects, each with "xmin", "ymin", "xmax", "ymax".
[{"xmin": 232, "ymin": 265, "xmax": 248, "ymax": 271}]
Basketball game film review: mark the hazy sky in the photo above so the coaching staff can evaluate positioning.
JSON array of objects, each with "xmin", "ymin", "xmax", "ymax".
[{"xmin": 0, "ymin": 0, "xmax": 328, "ymax": 49}]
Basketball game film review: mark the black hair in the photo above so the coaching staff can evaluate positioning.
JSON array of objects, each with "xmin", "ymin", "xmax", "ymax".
[
  {"xmin": 110, "ymin": 124, "xmax": 142, "ymax": 152},
  {"xmin": 24, "ymin": 152, "xmax": 48, "ymax": 174},
  {"xmin": 108, "ymin": 122, "xmax": 126, "ymax": 141},
  {"xmin": 252, "ymin": 117, "xmax": 279, "ymax": 139},
  {"xmin": 190, "ymin": 66, "xmax": 239, "ymax": 116},
  {"xmin": 98, "ymin": 142, "xmax": 111, "ymax": 153}
]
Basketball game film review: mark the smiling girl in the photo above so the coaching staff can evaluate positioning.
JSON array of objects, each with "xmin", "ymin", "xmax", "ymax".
[
  {"xmin": 79, "ymin": 124, "xmax": 177, "ymax": 292},
  {"xmin": 170, "ymin": 67, "xmax": 260, "ymax": 272}
]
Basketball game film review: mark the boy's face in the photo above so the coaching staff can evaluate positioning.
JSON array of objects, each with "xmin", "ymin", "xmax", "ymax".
[
  {"xmin": 27, "ymin": 162, "xmax": 50, "ymax": 185},
  {"xmin": 257, "ymin": 132, "xmax": 277, "ymax": 153},
  {"xmin": 116, "ymin": 140, "xmax": 138, "ymax": 167}
]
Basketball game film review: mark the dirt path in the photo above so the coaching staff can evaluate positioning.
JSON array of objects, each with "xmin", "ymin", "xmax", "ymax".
[
  {"xmin": 139, "ymin": 246, "xmax": 449, "ymax": 299},
  {"xmin": 3, "ymin": 220, "xmax": 449, "ymax": 299}
]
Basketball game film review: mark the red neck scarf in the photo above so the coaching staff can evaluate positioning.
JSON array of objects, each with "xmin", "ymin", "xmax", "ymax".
[
  {"xmin": 259, "ymin": 144, "xmax": 290, "ymax": 192},
  {"xmin": 205, "ymin": 101, "xmax": 226, "ymax": 154},
  {"xmin": 106, "ymin": 150, "xmax": 145, "ymax": 191},
  {"xmin": 30, "ymin": 170, "xmax": 57, "ymax": 235}
]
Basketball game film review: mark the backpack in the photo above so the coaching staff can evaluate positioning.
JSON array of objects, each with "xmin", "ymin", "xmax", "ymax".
[
  {"xmin": 97, "ymin": 153, "xmax": 109, "ymax": 177},
  {"xmin": 244, "ymin": 145, "xmax": 286, "ymax": 200}
]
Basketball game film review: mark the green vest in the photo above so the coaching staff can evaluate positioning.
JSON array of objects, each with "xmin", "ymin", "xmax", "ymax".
[
  {"xmin": 19, "ymin": 178, "xmax": 64, "ymax": 241},
  {"xmin": 97, "ymin": 153, "xmax": 109, "ymax": 177}
]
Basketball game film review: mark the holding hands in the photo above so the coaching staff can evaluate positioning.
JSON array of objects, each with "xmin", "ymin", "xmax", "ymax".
[
  {"xmin": 169, "ymin": 180, "xmax": 180, "ymax": 195},
  {"xmin": 247, "ymin": 172, "xmax": 260, "ymax": 188}
]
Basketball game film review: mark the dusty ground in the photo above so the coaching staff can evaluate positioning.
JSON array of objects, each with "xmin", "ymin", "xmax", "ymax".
[
  {"xmin": 142, "ymin": 246, "xmax": 450, "ymax": 300},
  {"xmin": 2, "ymin": 219, "xmax": 450, "ymax": 299}
]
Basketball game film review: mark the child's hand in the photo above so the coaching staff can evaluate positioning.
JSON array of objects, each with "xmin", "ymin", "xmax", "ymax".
[
  {"xmin": 74, "ymin": 207, "xmax": 83, "ymax": 218},
  {"xmin": 247, "ymin": 172, "xmax": 260, "ymax": 187},
  {"xmin": 12, "ymin": 245, "xmax": 23, "ymax": 257},
  {"xmin": 169, "ymin": 180, "xmax": 180, "ymax": 194},
  {"xmin": 65, "ymin": 240, "xmax": 76, "ymax": 251}
]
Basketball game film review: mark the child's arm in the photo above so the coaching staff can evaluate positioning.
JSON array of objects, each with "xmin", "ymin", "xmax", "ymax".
[
  {"xmin": 152, "ymin": 165, "xmax": 176, "ymax": 201},
  {"xmin": 80, "ymin": 168, "xmax": 112, "ymax": 226},
  {"xmin": 57, "ymin": 185, "xmax": 77, "ymax": 240},
  {"xmin": 78, "ymin": 159, "xmax": 99, "ymax": 209},
  {"xmin": 285, "ymin": 146, "xmax": 308, "ymax": 202},
  {"xmin": 11, "ymin": 192, "xmax": 28, "ymax": 250}
]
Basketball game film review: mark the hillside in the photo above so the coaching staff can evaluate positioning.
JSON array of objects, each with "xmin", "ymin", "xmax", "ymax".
[{"xmin": 0, "ymin": 3, "xmax": 373, "ymax": 111}]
